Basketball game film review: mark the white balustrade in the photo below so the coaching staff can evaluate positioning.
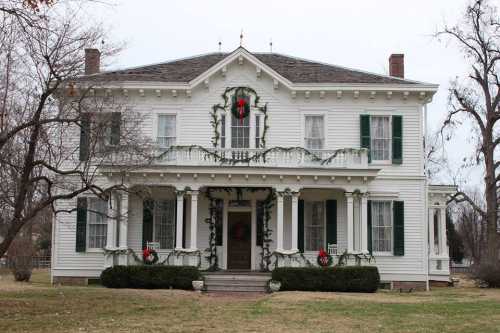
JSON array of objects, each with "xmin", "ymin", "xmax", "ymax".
[{"xmin": 153, "ymin": 147, "xmax": 369, "ymax": 169}]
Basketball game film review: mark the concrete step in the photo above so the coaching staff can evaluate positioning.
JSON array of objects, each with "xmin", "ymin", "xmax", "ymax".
[
  {"xmin": 205, "ymin": 280, "xmax": 268, "ymax": 287},
  {"xmin": 203, "ymin": 272, "xmax": 271, "ymax": 293},
  {"xmin": 205, "ymin": 285, "xmax": 268, "ymax": 293}
]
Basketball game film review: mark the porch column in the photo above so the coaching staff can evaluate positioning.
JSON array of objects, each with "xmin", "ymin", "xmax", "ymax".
[
  {"xmin": 440, "ymin": 206, "xmax": 448, "ymax": 256},
  {"xmin": 346, "ymin": 192, "xmax": 354, "ymax": 253},
  {"xmin": 105, "ymin": 192, "xmax": 118, "ymax": 268},
  {"xmin": 189, "ymin": 190, "xmax": 199, "ymax": 250},
  {"xmin": 118, "ymin": 192, "xmax": 129, "ymax": 265},
  {"xmin": 360, "ymin": 192, "xmax": 368, "ymax": 253},
  {"xmin": 276, "ymin": 191, "xmax": 284, "ymax": 252},
  {"xmin": 428, "ymin": 208, "xmax": 435, "ymax": 256},
  {"xmin": 291, "ymin": 191, "xmax": 300, "ymax": 252},
  {"xmin": 175, "ymin": 190, "xmax": 184, "ymax": 250}
]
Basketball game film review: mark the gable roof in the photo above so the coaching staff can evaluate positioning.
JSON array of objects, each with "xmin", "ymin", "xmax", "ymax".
[{"xmin": 81, "ymin": 48, "xmax": 423, "ymax": 85}]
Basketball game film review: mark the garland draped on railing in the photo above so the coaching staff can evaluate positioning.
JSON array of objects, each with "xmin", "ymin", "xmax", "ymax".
[
  {"xmin": 165, "ymin": 249, "xmax": 202, "ymax": 268},
  {"xmin": 336, "ymin": 250, "xmax": 375, "ymax": 266},
  {"xmin": 102, "ymin": 248, "xmax": 202, "ymax": 268},
  {"xmin": 270, "ymin": 250, "xmax": 313, "ymax": 270},
  {"xmin": 210, "ymin": 86, "xmax": 269, "ymax": 148},
  {"xmin": 157, "ymin": 145, "xmax": 366, "ymax": 166}
]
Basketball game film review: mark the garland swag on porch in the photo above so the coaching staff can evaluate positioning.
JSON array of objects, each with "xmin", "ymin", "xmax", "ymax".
[
  {"xmin": 158, "ymin": 144, "xmax": 365, "ymax": 167},
  {"xmin": 210, "ymin": 86, "xmax": 269, "ymax": 148}
]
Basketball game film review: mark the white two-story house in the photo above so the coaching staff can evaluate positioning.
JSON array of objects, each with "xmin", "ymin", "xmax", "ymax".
[{"xmin": 51, "ymin": 47, "xmax": 455, "ymax": 290}]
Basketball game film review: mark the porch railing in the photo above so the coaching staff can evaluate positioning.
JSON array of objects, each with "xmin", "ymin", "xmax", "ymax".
[{"xmin": 155, "ymin": 146, "xmax": 369, "ymax": 169}]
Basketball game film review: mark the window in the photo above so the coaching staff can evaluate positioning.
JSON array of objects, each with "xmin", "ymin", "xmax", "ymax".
[
  {"xmin": 371, "ymin": 201, "xmax": 392, "ymax": 253},
  {"xmin": 305, "ymin": 201, "xmax": 325, "ymax": 251},
  {"xmin": 231, "ymin": 113, "xmax": 250, "ymax": 148},
  {"xmin": 93, "ymin": 113, "xmax": 113, "ymax": 151},
  {"xmin": 157, "ymin": 115, "xmax": 176, "ymax": 148},
  {"xmin": 153, "ymin": 200, "xmax": 175, "ymax": 249},
  {"xmin": 371, "ymin": 116, "xmax": 391, "ymax": 161},
  {"xmin": 220, "ymin": 114, "xmax": 226, "ymax": 148},
  {"xmin": 304, "ymin": 115, "xmax": 324, "ymax": 149},
  {"xmin": 255, "ymin": 115, "xmax": 261, "ymax": 148},
  {"xmin": 87, "ymin": 198, "xmax": 107, "ymax": 249}
]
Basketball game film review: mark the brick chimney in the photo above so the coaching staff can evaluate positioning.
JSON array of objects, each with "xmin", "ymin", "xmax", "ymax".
[
  {"xmin": 85, "ymin": 48, "xmax": 100, "ymax": 75},
  {"xmin": 389, "ymin": 54, "xmax": 404, "ymax": 78}
]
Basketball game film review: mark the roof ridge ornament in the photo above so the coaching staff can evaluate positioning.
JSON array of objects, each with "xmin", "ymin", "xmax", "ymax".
[{"xmin": 240, "ymin": 29, "xmax": 244, "ymax": 47}]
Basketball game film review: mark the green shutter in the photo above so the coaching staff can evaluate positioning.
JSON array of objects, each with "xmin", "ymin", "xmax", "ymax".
[
  {"xmin": 392, "ymin": 115, "xmax": 403, "ymax": 164},
  {"xmin": 298, "ymin": 200, "xmax": 305, "ymax": 253},
  {"xmin": 326, "ymin": 200, "xmax": 337, "ymax": 246},
  {"xmin": 110, "ymin": 112, "xmax": 121, "ymax": 146},
  {"xmin": 142, "ymin": 200, "xmax": 154, "ymax": 249},
  {"xmin": 182, "ymin": 198, "xmax": 187, "ymax": 248},
  {"xmin": 393, "ymin": 201, "xmax": 405, "ymax": 256},
  {"xmin": 75, "ymin": 197, "xmax": 87, "ymax": 252},
  {"xmin": 360, "ymin": 114, "xmax": 371, "ymax": 163},
  {"xmin": 79, "ymin": 113, "xmax": 91, "ymax": 161},
  {"xmin": 367, "ymin": 200, "xmax": 372, "ymax": 254}
]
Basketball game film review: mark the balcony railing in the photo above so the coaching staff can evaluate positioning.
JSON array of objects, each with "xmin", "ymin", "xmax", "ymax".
[{"xmin": 153, "ymin": 146, "xmax": 369, "ymax": 169}]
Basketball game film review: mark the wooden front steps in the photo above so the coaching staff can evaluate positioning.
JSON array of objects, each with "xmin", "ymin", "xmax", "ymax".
[{"xmin": 203, "ymin": 271, "xmax": 271, "ymax": 293}]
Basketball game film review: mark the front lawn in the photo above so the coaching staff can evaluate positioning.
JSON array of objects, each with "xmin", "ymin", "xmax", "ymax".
[{"xmin": 1, "ymin": 270, "xmax": 500, "ymax": 333}]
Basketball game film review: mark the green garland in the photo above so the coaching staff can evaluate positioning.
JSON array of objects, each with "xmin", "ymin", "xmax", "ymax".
[
  {"xmin": 165, "ymin": 249, "xmax": 202, "ymax": 268},
  {"xmin": 336, "ymin": 250, "xmax": 375, "ymax": 266},
  {"xmin": 271, "ymin": 251, "xmax": 313, "ymax": 270},
  {"xmin": 158, "ymin": 145, "xmax": 365, "ymax": 167},
  {"xmin": 204, "ymin": 188, "xmax": 223, "ymax": 271},
  {"xmin": 210, "ymin": 86, "xmax": 269, "ymax": 148}
]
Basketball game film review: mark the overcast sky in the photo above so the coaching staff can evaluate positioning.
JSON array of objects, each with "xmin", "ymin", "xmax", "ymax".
[{"xmin": 87, "ymin": 0, "xmax": 499, "ymax": 187}]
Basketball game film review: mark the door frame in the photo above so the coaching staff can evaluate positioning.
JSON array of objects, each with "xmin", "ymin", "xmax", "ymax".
[{"xmin": 223, "ymin": 199, "xmax": 256, "ymax": 270}]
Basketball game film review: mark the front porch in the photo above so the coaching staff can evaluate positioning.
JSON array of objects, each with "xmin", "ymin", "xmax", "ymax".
[{"xmin": 103, "ymin": 180, "xmax": 375, "ymax": 271}]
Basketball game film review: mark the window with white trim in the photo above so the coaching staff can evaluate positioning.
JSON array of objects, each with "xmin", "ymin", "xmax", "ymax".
[
  {"xmin": 370, "ymin": 116, "xmax": 391, "ymax": 161},
  {"xmin": 371, "ymin": 201, "xmax": 392, "ymax": 253},
  {"xmin": 304, "ymin": 115, "xmax": 324, "ymax": 149},
  {"xmin": 305, "ymin": 201, "xmax": 325, "ymax": 251},
  {"xmin": 255, "ymin": 114, "xmax": 261, "ymax": 148},
  {"xmin": 87, "ymin": 198, "xmax": 107, "ymax": 249},
  {"xmin": 220, "ymin": 114, "xmax": 226, "ymax": 148},
  {"xmin": 153, "ymin": 200, "xmax": 176, "ymax": 249},
  {"xmin": 157, "ymin": 115, "xmax": 176, "ymax": 148},
  {"xmin": 231, "ymin": 113, "xmax": 250, "ymax": 148}
]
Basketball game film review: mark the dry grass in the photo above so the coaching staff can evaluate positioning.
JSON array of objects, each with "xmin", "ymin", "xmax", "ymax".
[{"xmin": 1, "ymin": 270, "xmax": 500, "ymax": 333}]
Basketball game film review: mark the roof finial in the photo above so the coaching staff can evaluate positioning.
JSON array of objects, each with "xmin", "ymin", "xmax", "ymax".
[
  {"xmin": 269, "ymin": 38, "xmax": 273, "ymax": 53},
  {"xmin": 240, "ymin": 29, "xmax": 244, "ymax": 47},
  {"xmin": 218, "ymin": 39, "xmax": 222, "ymax": 52}
]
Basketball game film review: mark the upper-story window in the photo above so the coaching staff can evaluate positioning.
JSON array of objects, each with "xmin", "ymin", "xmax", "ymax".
[
  {"xmin": 220, "ymin": 114, "xmax": 226, "ymax": 148},
  {"xmin": 157, "ymin": 115, "xmax": 176, "ymax": 148},
  {"xmin": 231, "ymin": 113, "xmax": 250, "ymax": 148},
  {"xmin": 255, "ymin": 115, "xmax": 261, "ymax": 148},
  {"xmin": 87, "ymin": 197, "xmax": 107, "ymax": 249},
  {"xmin": 371, "ymin": 116, "xmax": 391, "ymax": 161},
  {"xmin": 304, "ymin": 115, "xmax": 324, "ymax": 150}
]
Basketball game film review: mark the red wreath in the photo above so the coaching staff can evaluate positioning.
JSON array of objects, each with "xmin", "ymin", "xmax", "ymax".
[
  {"xmin": 142, "ymin": 248, "xmax": 159, "ymax": 265},
  {"xmin": 231, "ymin": 94, "xmax": 250, "ymax": 124},
  {"xmin": 317, "ymin": 248, "xmax": 333, "ymax": 267}
]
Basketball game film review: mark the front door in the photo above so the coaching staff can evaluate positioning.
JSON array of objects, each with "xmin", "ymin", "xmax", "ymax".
[{"xmin": 227, "ymin": 212, "xmax": 252, "ymax": 270}]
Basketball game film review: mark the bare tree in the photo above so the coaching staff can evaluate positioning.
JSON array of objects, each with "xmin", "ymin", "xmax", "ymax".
[
  {"xmin": 0, "ymin": 1, "xmax": 152, "ymax": 259},
  {"xmin": 438, "ymin": 0, "xmax": 500, "ymax": 264}
]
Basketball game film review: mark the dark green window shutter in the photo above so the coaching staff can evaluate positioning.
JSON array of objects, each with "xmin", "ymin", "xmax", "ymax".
[
  {"xmin": 110, "ymin": 112, "xmax": 121, "ymax": 146},
  {"xmin": 256, "ymin": 200, "xmax": 264, "ymax": 246},
  {"xmin": 393, "ymin": 201, "xmax": 405, "ymax": 256},
  {"xmin": 360, "ymin": 114, "xmax": 371, "ymax": 163},
  {"xmin": 79, "ymin": 113, "xmax": 91, "ymax": 161},
  {"xmin": 325, "ymin": 200, "xmax": 337, "ymax": 246},
  {"xmin": 298, "ymin": 200, "xmax": 305, "ymax": 253},
  {"xmin": 142, "ymin": 200, "xmax": 154, "ymax": 249},
  {"xmin": 75, "ymin": 197, "xmax": 87, "ymax": 252},
  {"xmin": 182, "ymin": 198, "xmax": 187, "ymax": 248},
  {"xmin": 367, "ymin": 200, "xmax": 372, "ymax": 254},
  {"xmin": 392, "ymin": 115, "xmax": 403, "ymax": 164}
]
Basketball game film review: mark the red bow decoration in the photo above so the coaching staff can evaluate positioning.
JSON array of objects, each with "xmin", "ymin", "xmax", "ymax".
[
  {"xmin": 237, "ymin": 98, "xmax": 246, "ymax": 125},
  {"xmin": 142, "ymin": 248, "xmax": 151, "ymax": 259},
  {"xmin": 319, "ymin": 248, "xmax": 327, "ymax": 257}
]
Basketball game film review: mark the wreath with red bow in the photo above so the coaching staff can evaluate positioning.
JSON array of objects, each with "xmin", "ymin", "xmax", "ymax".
[
  {"xmin": 231, "ymin": 93, "xmax": 250, "ymax": 124},
  {"xmin": 317, "ymin": 248, "xmax": 333, "ymax": 267},
  {"xmin": 142, "ymin": 248, "xmax": 159, "ymax": 265}
]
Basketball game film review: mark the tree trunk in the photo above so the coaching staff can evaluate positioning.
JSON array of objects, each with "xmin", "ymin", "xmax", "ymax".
[{"xmin": 484, "ymin": 148, "xmax": 499, "ymax": 263}]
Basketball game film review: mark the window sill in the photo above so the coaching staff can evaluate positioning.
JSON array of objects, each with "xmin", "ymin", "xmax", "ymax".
[
  {"xmin": 85, "ymin": 248, "xmax": 104, "ymax": 253},
  {"xmin": 370, "ymin": 160, "xmax": 392, "ymax": 166},
  {"xmin": 372, "ymin": 252, "xmax": 393, "ymax": 257}
]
